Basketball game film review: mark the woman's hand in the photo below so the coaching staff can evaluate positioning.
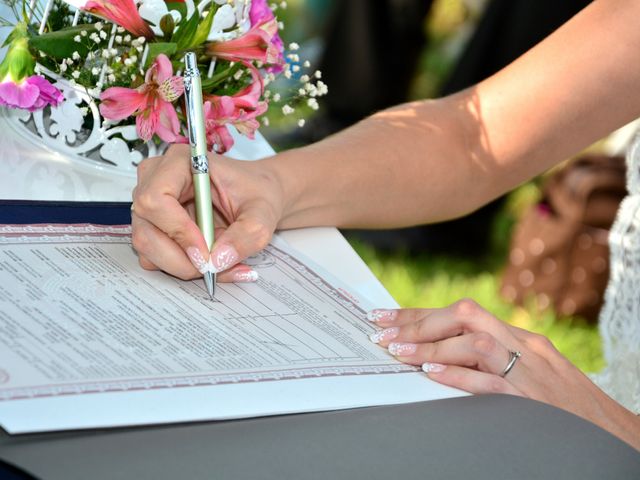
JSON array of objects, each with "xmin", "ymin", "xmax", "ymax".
[
  {"xmin": 368, "ymin": 299, "xmax": 640, "ymax": 450},
  {"xmin": 130, "ymin": 144, "xmax": 284, "ymax": 281}
]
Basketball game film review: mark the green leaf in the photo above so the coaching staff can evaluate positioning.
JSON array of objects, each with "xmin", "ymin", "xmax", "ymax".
[
  {"xmin": 191, "ymin": 4, "xmax": 217, "ymax": 48},
  {"xmin": 201, "ymin": 64, "xmax": 238, "ymax": 92},
  {"xmin": 145, "ymin": 42, "xmax": 178, "ymax": 68},
  {"xmin": 173, "ymin": 10, "xmax": 200, "ymax": 50},
  {"xmin": 28, "ymin": 24, "xmax": 97, "ymax": 60}
]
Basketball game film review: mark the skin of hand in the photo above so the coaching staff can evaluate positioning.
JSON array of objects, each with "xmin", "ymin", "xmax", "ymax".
[
  {"xmin": 367, "ymin": 300, "xmax": 640, "ymax": 451},
  {"xmin": 131, "ymin": 144, "xmax": 284, "ymax": 282}
]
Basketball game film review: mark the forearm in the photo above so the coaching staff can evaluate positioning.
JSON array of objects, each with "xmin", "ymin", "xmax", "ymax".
[
  {"xmin": 265, "ymin": 0, "xmax": 640, "ymax": 231},
  {"xmin": 268, "ymin": 95, "xmax": 482, "ymax": 229}
]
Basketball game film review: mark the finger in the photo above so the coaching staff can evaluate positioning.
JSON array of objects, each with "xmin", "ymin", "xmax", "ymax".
[
  {"xmin": 371, "ymin": 300, "xmax": 517, "ymax": 348},
  {"xmin": 422, "ymin": 364, "xmax": 524, "ymax": 396},
  {"xmin": 138, "ymin": 254, "xmax": 159, "ymax": 271},
  {"xmin": 131, "ymin": 213, "xmax": 201, "ymax": 280},
  {"xmin": 385, "ymin": 332, "xmax": 516, "ymax": 377},
  {"xmin": 133, "ymin": 157, "xmax": 211, "ymax": 276},
  {"xmin": 208, "ymin": 202, "xmax": 277, "ymax": 272},
  {"xmin": 366, "ymin": 308, "xmax": 437, "ymax": 327},
  {"xmin": 217, "ymin": 263, "xmax": 259, "ymax": 283}
]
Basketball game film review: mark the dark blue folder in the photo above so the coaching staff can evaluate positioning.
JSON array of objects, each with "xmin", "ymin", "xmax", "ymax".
[{"xmin": 0, "ymin": 201, "xmax": 132, "ymax": 225}]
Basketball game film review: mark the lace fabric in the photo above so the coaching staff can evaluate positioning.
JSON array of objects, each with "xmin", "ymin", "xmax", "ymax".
[{"xmin": 593, "ymin": 132, "xmax": 640, "ymax": 413}]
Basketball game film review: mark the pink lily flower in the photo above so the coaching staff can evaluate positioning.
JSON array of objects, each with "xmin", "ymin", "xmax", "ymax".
[
  {"xmin": 99, "ymin": 54, "xmax": 183, "ymax": 142},
  {"xmin": 176, "ymin": 63, "xmax": 267, "ymax": 153},
  {"xmin": 0, "ymin": 75, "xmax": 63, "ymax": 112},
  {"xmin": 84, "ymin": 0, "xmax": 154, "ymax": 39},
  {"xmin": 248, "ymin": 0, "xmax": 284, "ymax": 71},
  {"xmin": 202, "ymin": 63, "xmax": 267, "ymax": 152},
  {"xmin": 206, "ymin": 18, "xmax": 283, "ymax": 66}
]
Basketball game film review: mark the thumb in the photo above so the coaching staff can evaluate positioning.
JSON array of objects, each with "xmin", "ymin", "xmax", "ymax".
[{"xmin": 209, "ymin": 204, "xmax": 277, "ymax": 272}]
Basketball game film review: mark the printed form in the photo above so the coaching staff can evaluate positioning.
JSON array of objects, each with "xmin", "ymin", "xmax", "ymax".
[{"xmin": 0, "ymin": 224, "xmax": 463, "ymax": 433}]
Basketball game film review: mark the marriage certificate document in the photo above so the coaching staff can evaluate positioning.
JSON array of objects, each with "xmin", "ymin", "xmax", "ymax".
[{"xmin": 0, "ymin": 223, "xmax": 463, "ymax": 433}]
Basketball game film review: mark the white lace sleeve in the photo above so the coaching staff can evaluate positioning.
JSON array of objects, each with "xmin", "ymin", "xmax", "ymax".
[{"xmin": 592, "ymin": 133, "xmax": 640, "ymax": 414}]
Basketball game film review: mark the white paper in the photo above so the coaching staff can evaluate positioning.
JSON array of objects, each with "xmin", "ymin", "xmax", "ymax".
[{"xmin": 0, "ymin": 223, "xmax": 464, "ymax": 433}]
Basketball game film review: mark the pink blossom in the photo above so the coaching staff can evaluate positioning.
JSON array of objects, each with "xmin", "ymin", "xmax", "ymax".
[
  {"xmin": 203, "ymin": 63, "xmax": 267, "ymax": 152},
  {"xmin": 84, "ymin": 0, "xmax": 154, "ymax": 39},
  {"xmin": 99, "ymin": 54, "xmax": 183, "ymax": 142},
  {"xmin": 177, "ymin": 64, "xmax": 267, "ymax": 154},
  {"xmin": 249, "ymin": 0, "xmax": 284, "ymax": 73},
  {"xmin": 206, "ymin": 18, "xmax": 284, "ymax": 67},
  {"xmin": 0, "ymin": 75, "xmax": 63, "ymax": 112},
  {"xmin": 249, "ymin": 0, "xmax": 274, "ymax": 25}
]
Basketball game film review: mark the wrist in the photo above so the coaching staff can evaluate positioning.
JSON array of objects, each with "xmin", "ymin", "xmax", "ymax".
[{"xmin": 262, "ymin": 147, "xmax": 308, "ymax": 229}]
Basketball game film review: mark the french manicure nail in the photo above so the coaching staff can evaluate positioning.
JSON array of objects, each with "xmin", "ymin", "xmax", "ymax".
[
  {"xmin": 232, "ymin": 269, "xmax": 259, "ymax": 283},
  {"xmin": 187, "ymin": 247, "xmax": 212, "ymax": 275},
  {"xmin": 366, "ymin": 309, "xmax": 397, "ymax": 323},
  {"xmin": 388, "ymin": 342, "xmax": 417, "ymax": 356},
  {"xmin": 369, "ymin": 327, "xmax": 399, "ymax": 344},
  {"xmin": 422, "ymin": 362, "xmax": 446, "ymax": 373},
  {"xmin": 210, "ymin": 244, "xmax": 239, "ymax": 272}
]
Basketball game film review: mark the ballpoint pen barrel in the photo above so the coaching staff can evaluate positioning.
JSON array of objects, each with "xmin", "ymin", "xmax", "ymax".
[
  {"xmin": 193, "ymin": 173, "xmax": 214, "ymax": 251},
  {"xmin": 183, "ymin": 52, "xmax": 216, "ymax": 298}
]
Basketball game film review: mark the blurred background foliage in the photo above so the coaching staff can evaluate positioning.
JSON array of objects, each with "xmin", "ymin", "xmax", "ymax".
[{"xmin": 268, "ymin": 0, "xmax": 604, "ymax": 373}]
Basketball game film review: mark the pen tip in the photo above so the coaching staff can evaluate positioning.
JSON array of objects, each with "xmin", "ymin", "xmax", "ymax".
[{"xmin": 204, "ymin": 271, "xmax": 216, "ymax": 300}]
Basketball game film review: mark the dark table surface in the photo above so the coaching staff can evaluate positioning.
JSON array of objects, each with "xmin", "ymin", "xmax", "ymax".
[{"xmin": 1, "ymin": 394, "xmax": 639, "ymax": 480}]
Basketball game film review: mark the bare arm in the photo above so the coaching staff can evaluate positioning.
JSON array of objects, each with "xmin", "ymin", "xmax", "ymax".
[{"xmin": 268, "ymin": 0, "xmax": 640, "ymax": 229}]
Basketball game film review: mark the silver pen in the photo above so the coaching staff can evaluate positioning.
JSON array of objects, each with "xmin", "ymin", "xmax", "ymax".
[{"xmin": 183, "ymin": 52, "xmax": 216, "ymax": 300}]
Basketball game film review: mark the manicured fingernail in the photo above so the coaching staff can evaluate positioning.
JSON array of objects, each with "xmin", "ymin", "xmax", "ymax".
[
  {"xmin": 231, "ymin": 269, "xmax": 259, "ymax": 283},
  {"xmin": 210, "ymin": 244, "xmax": 239, "ymax": 272},
  {"xmin": 187, "ymin": 247, "xmax": 213, "ymax": 274},
  {"xmin": 366, "ymin": 309, "xmax": 397, "ymax": 323},
  {"xmin": 422, "ymin": 362, "xmax": 446, "ymax": 373},
  {"xmin": 369, "ymin": 327, "xmax": 399, "ymax": 344},
  {"xmin": 388, "ymin": 342, "xmax": 417, "ymax": 356}
]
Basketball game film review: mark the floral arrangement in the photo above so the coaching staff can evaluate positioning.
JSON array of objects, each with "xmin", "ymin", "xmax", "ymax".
[{"xmin": 0, "ymin": 0, "xmax": 326, "ymax": 158}]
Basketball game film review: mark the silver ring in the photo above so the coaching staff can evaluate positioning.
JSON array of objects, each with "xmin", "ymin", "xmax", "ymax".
[{"xmin": 500, "ymin": 350, "xmax": 521, "ymax": 378}]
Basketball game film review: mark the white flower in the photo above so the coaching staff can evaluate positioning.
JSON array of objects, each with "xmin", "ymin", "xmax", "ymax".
[
  {"xmin": 72, "ymin": 71, "xmax": 81, "ymax": 79},
  {"xmin": 280, "ymin": 1, "xmax": 288, "ymax": 9},
  {"xmin": 59, "ymin": 0, "xmax": 89, "ymax": 9},
  {"xmin": 74, "ymin": 35, "xmax": 81, "ymax": 43},
  {"xmin": 298, "ymin": 88, "xmax": 306, "ymax": 96},
  {"xmin": 262, "ymin": 117, "xmax": 270, "ymax": 127},
  {"xmin": 303, "ymin": 60, "xmax": 310, "ymax": 68},
  {"xmin": 317, "ymin": 81, "xmax": 328, "ymax": 95},
  {"xmin": 99, "ymin": 30, "xmax": 107, "ymax": 39},
  {"xmin": 91, "ymin": 67, "xmax": 100, "ymax": 75},
  {"xmin": 307, "ymin": 98, "xmax": 319, "ymax": 110},
  {"xmin": 282, "ymin": 105, "xmax": 294, "ymax": 115},
  {"xmin": 94, "ymin": 22, "xmax": 103, "ymax": 31},
  {"xmin": 273, "ymin": 93, "xmax": 281, "ymax": 102},
  {"xmin": 72, "ymin": 51, "xmax": 81, "ymax": 60},
  {"xmin": 297, "ymin": 119, "xmax": 305, "ymax": 128},
  {"xmin": 80, "ymin": 30, "xmax": 87, "ymax": 37},
  {"xmin": 207, "ymin": 4, "xmax": 237, "ymax": 41},
  {"xmin": 108, "ymin": 74, "xmax": 116, "ymax": 83},
  {"xmin": 300, "ymin": 74, "xmax": 310, "ymax": 83},
  {"xmin": 59, "ymin": 62, "xmax": 67, "ymax": 72},
  {"xmin": 314, "ymin": 70, "xmax": 322, "ymax": 79},
  {"xmin": 138, "ymin": 0, "xmax": 195, "ymax": 35},
  {"xmin": 288, "ymin": 42, "xmax": 299, "ymax": 50},
  {"xmin": 292, "ymin": 65, "xmax": 300, "ymax": 72},
  {"xmin": 284, "ymin": 69, "xmax": 292, "ymax": 79},
  {"xmin": 115, "ymin": 35, "xmax": 123, "ymax": 44},
  {"xmin": 124, "ymin": 34, "xmax": 131, "ymax": 43}
]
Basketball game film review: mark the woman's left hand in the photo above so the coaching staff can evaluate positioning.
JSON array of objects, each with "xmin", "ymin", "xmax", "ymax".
[{"xmin": 367, "ymin": 299, "xmax": 640, "ymax": 448}]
